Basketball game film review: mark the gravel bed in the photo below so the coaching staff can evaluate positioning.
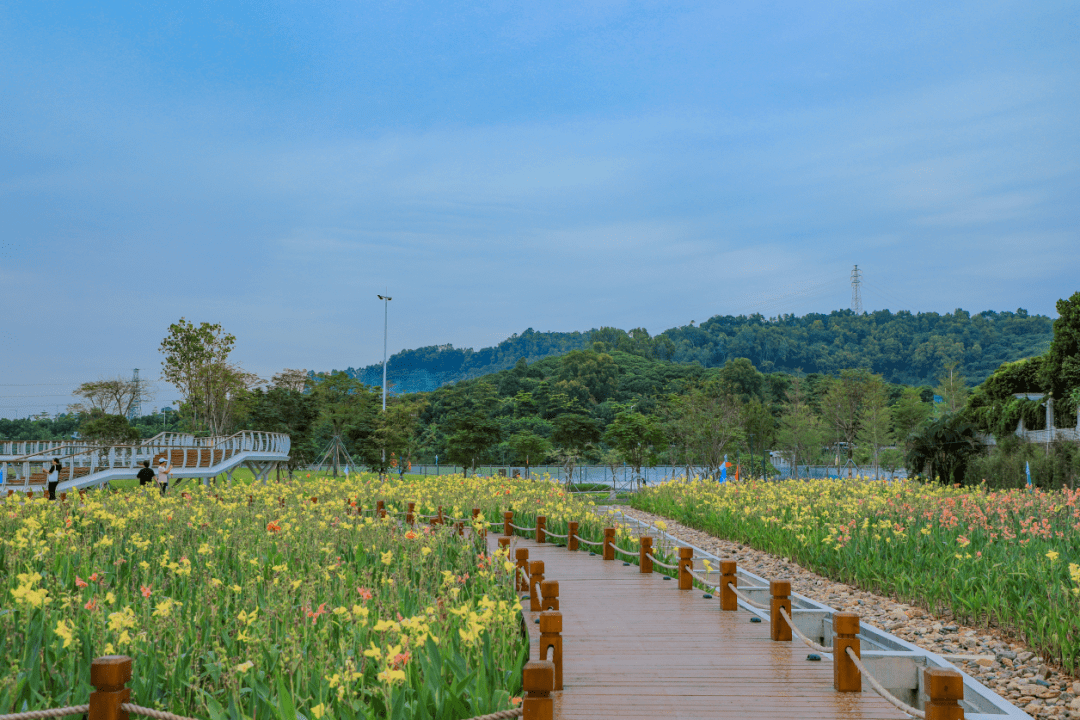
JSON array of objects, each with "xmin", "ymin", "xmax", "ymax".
[{"xmin": 617, "ymin": 506, "xmax": 1080, "ymax": 719}]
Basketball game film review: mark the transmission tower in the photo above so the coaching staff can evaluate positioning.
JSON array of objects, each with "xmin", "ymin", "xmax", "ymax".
[
  {"xmin": 130, "ymin": 368, "xmax": 141, "ymax": 420},
  {"xmin": 850, "ymin": 265, "xmax": 862, "ymax": 314}
]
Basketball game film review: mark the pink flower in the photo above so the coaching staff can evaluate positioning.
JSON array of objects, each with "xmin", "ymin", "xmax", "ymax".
[
  {"xmin": 141, "ymin": 585, "xmax": 152, "ymax": 598},
  {"xmin": 357, "ymin": 587, "xmax": 373, "ymax": 601}
]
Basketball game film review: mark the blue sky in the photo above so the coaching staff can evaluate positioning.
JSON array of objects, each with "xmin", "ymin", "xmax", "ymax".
[{"xmin": 2, "ymin": 0, "xmax": 1078, "ymax": 417}]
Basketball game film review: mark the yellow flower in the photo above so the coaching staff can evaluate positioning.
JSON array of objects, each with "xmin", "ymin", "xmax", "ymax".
[
  {"xmin": 310, "ymin": 704, "xmax": 327, "ymax": 719},
  {"xmin": 377, "ymin": 668, "xmax": 406, "ymax": 684},
  {"xmin": 235, "ymin": 661, "xmax": 254, "ymax": 674},
  {"xmin": 1046, "ymin": 551, "xmax": 1060, "ymax": 562},
  {"xmin": 421, "ymin": 547, "xmax": 432, "ymax": 556},
  {"xmin": 54, "ymin": 619, "xmax": 75, "ymax": 648},
  {"xmin": 381, "ymin": 550, "xmax": 393, "ymax": 566},
  {"xmin": 362, "ymin": 643, "xmax": 382, "ymax": 660}
]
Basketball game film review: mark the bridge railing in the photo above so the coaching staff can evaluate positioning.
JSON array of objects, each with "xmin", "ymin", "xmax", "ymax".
[{"xmin": 1, "ymin": 432, "xmax": 290, "ymax": 487}]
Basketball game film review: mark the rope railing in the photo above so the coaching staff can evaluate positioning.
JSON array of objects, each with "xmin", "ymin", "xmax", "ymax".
[
  {"xmin": 576, "ymin": 537, "xmax": 603, "ymax": 547},
  {"xmin": 778, "ymin": 607, "xmax": 832, "ymax": 654},
  {"xmin": 544, "ymin": 530, "xmax": 569, "ymax": 539},
  {"xmin": 726, "ymin": 582, "xmax": 768, "ymax": 610},
  {"xmin": 0, "ymin": 705, "xmax": 90, "ymax": 720},
  {"xmin": 685, "ymin": 567, "xmax": 719, "ymax": 590},
  {"xmin": 845, "ymin": 647, "xmax": 925, "ymax": 719},
  {"xmin": 509, "ymin": 523, "xmax": 534, "ymax": 532},
  {"xmin": 611, "ymin": 544, "xmax": 637, "ymax": 558},
  {"xmin": 120, "ymin": 704, "xmax": 202, "ymax": 720},
  {"xmin": 644, "ymin": 552, "xmax": 678, "ymax": 570}
]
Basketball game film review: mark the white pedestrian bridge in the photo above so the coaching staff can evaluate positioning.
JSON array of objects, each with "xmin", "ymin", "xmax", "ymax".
[{"xmin": 0, "ymin": 431, "xmax": 290, "ymax": 493}]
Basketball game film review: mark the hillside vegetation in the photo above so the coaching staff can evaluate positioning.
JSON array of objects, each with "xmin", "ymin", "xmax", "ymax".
[{"xmin": 343, "ymin": 308, "xmax": 1051, "ymax": 393}]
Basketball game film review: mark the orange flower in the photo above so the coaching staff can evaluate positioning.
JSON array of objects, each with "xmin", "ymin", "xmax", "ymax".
[
  {"xmin": 357, "ymin": 587, "xmax": 374, "ymax": 601},
  {"xmin": 267, "ymin": 521, "xmax": 281, "ymax": 533},
  {"xmin": 141, "ymin": 585, "xmax": 152, "ymax": 598},
  {"xmin": 404, "ymin": 531, "xmax": 417, "ymax": 540},
  {"xmin": 75, "ymin": 576, "xmax": 88, "ymax": 588},
  {"xmin": 84, "ymin": 599, "xmax": 98, "ymax": 611}
]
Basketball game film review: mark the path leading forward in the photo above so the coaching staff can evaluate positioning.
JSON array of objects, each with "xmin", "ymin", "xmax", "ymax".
[{"xmin": 492, "ymin": 536, "xmax": 910, "ymax": 720}]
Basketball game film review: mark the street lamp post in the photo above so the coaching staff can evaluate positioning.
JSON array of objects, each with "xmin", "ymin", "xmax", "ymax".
[{"xmin": 377, "ymin": 294, "xmax": 392, "ymax": 477}]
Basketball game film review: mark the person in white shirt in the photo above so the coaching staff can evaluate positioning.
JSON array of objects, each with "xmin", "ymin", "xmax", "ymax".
[
  {"xmin": 46, "ymin": 458, "xmax": 61, "ymax": 500},
  {"xmin": 155, "ymin": 458, "xmax": 172, "ymax": 497}
]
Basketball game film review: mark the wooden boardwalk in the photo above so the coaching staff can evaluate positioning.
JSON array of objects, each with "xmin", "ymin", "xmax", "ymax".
[{"xmin": 494, "ymin": 536, "xmax": 911, "ymax": 720}]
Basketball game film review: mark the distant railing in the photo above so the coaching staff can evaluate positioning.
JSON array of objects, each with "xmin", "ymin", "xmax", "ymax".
[{"xmin": 0, "ymin": 431, "xmax": 290, "ymax": 487}]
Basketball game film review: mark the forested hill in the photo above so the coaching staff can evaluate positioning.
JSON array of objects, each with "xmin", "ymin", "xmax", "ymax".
[{"xmin": 343, "ymin": 308, "xmax": 1053, "ymax": 393}]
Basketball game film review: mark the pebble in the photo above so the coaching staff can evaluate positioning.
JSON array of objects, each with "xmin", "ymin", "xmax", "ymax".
[{"xmin": 618, "ymin": 506, "xmax": 1080, "ymax": 718}]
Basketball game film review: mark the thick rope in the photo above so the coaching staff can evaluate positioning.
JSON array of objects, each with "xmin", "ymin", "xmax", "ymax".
[
  {"xmin": 644, "ymin": 552, "xmax": 678, "ymax": 570},
  {"xmin": 685, "ymin": 567, "xmax": 719, "ymax": 591},
  {"xmin": 611, "ymin": 544, "xmax": 637, "ymax": 558},
  {"xmin": 121, "ymin": 704, "xmax": 203, "ymax": 720},
  {"xmin": 778, "ymin": 607, "xmax": 832, "ymax": 654},
  {"xmin": 576, "ymin": 537, "xmax": 603, "ymax": 547},
  {"xmin": 726, "ymin": 582, "xmax": 768, "ymax": 610},
  {"xmin": 461, "ymin": 709, "xmax": 523, "ymax": 720},
  {"xmin": 508, "ymin": 523, "xmax": 534, "ymax": 532},
  {"xmin": 0, "ymin": 705, "xmax": 89, "ymax": 720},
  {"xmin": 845, "ymin": 647, "xmax": 925, "ymax": 719},
  {"xmin": 544, "ymin": 530, "xmax": 569, "ymax": 539}
]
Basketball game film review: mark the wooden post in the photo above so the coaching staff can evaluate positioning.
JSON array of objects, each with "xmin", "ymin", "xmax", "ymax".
[
  {"xmin": 924, "ymin": 667, "xmax": 965, "ymax": 720},
  {"xmin": 6, "ymin": 489, "xmax": 12, "ymax": 497},
  {"xmin": 454, "ymin": 521, "xmax": 464, "ymax": 537},
  {"xmin": 437, "ymin": 506, "xmax": 444, "ymax": 525},
  {"xmin": 529, "ymin": 560, "xmax": 545, "ymax": 612},
  {"xmin": 406, "ymin": 501, "xmax": 415, "ymax": 525},
  {"xmin": 247, "ymin": 494, "xmax": 253, "ymax": 506},
  {"xmin": 472, "ymin": 507, "xmax": 481, "ymax": 520},
  {"xmin": 678, "ymin": 547, "xmax": 693, "ymax": 589},
  {"xmin": 89, "ymin": 655, "xmax": 132, "ymax": 720},
  {"xmin": 603, "ymin": 527, "xmax": 615, "ymax": 560},
  {"xmin": 540, "ymin": 579, "xmax": 559, "ymax": 612},
  {"xmin": 498, "ymin": 536, "xmax": 511, "ymax": 552},
  {"xmin": 833, "ymin": 611, "xmax": 861, "ymax": 692},
  {"xmin": 60, "ymin": 492, "xmax": 67, "ymax": 502},
  {"xmin": 720, "ymin": 559, "xmax": 738, "ymax": 611},
  {"xmin": 770, "ymin": 579, "xmax": 792, "ymax": 641},
  {"xmin": 503, "ymin": 511, "xmax": 514, "ymax": 536},
  {"xmin": 639, "ymin": 536, "xmax": 653, "ymax": 573},
  {"xmin": 515, "ymin": 548, "xmax": 530, "ymax": 592},
  {"xmin": 536, "ymin": 515, "xmax": 546, "ymax": 544},
  {"xmin": 376, "ymin": 500, "xmax": 386, "ymax": 519},
  {"xmin": 539, "ymin": 610, "xmax": 564, "ymax": 691},
  {"xmin": 568, "ymin": 521, "xmax": 579, "ymax": 551},
  {"xmin": 522, "ymin": 660, "xmax": 554, "ymax": 720},
  {"xmin": 310, "ymin": 496, "xmax": 318, "ymax": 504}
]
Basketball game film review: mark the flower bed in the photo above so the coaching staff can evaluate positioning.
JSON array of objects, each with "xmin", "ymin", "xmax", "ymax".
[
  {"xmin": 0, "ymin": 474, "xmax": 607, "ymax": 720},
  {"xmin": 632, "ymin": 477, "xmax": 1080, "ymax": 671}
]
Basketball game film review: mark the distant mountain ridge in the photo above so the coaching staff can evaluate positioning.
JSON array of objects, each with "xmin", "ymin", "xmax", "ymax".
[{"xmin": 338, "ymin": 308, "xmax": 1053, "ymax": 393}]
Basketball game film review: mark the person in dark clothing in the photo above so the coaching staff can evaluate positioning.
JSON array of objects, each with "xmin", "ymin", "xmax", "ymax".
[
  {"xmin": 136, "ymin": 460, "xmax": 155, "ymax": 489},
  {"xmin": 46, "ymin": 458, "xmax": 61, "ymax": 500}
]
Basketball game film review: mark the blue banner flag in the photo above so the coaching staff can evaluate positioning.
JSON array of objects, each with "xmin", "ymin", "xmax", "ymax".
[
  {"xmin": 719, "ymin": 454, "xmax": 727, "ymax": 483},
  {"xmin": 1026, "ymin": 461, "xmax": 1032, "ymax": 488}
]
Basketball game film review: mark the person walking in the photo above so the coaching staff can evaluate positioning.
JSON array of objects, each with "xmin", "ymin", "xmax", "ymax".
[
  {"xmin": 46, "ymin": 458, "xmax": 61, "ymax": 500},
  {"xmin": 155, "ymin": 458, "xmax": 172, "ymax": 497},
  {"xmin": 137, "ymin": 460, "xmax": 155, "ymax": 490}
]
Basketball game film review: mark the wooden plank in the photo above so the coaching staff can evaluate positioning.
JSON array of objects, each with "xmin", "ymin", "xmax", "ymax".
[{"xmin": 496, "ymin": 537, "xmax": 911, "ymax": 720}]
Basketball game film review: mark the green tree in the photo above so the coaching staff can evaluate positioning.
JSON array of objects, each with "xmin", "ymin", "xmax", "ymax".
[
  {"xmin": 665, "ymin": 386, "xmax": 743, "ymax": 480},
  {"xmin": 243, "ymin": 386, "xmax": 319, "ymax": 471},
  {"xmin": 906, "ymin": 413, "xmax": 980, "ymax": 485},
  {"xmin": 160, "ymin": 318, "xmax": 256, "ymax": 435},
  {"xmin": 892, "ymin": 387, "xmax": 932, "ymax": 446},
  {"xmin": 934, "ymin": 362, "xmax": 969, "ymax": 415},
  {"xmin": 1040, "ymin": 291, "xmax": 1080, "ymax": 398},
  {"xmin": 776, "ymin": 378, "xmax": 824, "ymax": 476},
  {"xmin": 603, "ymin": 412, "xmax": 664, "ymax": 485},
  {"xmin": 856, "ymin": 377, "xmax": 893, "ymax": 479},
  {"xmin": 819, "ymin": 369, "xmax": 877, "ymax": 469},
  {"xmin": 80, "ymin": 413, "xmax": 140, "ymax": 445},
  {"xmin": 551, "ymin": 413, "xmax": 601, "ymax": 479},
  {"xmin": 507, "ymin": 431, "xmax": 551, "ymax": 469}
]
